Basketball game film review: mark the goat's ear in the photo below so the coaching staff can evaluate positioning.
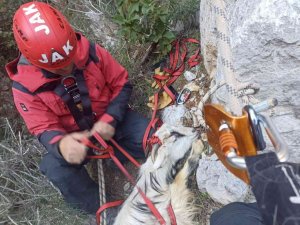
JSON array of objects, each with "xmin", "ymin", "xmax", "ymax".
[{"xmin": 153, "ymin": 147, "xmax": 167, "ymax": 169}]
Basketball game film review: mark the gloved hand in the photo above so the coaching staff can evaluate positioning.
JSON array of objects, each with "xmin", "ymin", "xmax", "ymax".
[
  {"xmin": 245, "ymin": 152, "xmax": 300, "ymax": 225},
  {"xmin": 91, "ymin": 120, "xmax": 115, "ymax": 140},
  {"xmin": 59, "ymin": 131, "xmax": 90, "ymax": 164}
]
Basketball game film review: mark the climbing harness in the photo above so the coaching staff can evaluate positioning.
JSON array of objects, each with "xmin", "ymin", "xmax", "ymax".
[{"xmin": 204, "ymin": 101, "xmax": 289, "ymax": 183}]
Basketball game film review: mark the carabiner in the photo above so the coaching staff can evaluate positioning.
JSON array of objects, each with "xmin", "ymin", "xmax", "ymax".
[
  {"xmin": 224, "ymin": 107, "xmax": 289, "ymax": 170},
  {"xmin": 176, "ymin": 88, "xmax": 191, "ymax": 105},
  {"xmin": 244, "ymin": 105, "xmax": 266, "ymax": 151}
]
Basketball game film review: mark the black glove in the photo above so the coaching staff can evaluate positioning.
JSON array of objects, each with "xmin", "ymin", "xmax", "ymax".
[{"xmin": 245, "ymin": 152, "xmax": 300, "ymax": 225}]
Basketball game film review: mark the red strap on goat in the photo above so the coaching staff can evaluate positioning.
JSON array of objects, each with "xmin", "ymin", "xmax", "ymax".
[
  {"xmin": 167, "ymin": 204, "xmax": 177, "ymax": 225},
  {"xmin": 84, "ymin": 133, "xmax": 169, "ymax": 225},
  {"xmin": 110, "ymin": 138, "xmax": 140, "ymax": 168},
  {"xmin": 143, "ymin": 94, "xmax": 161, "ymax": 151}
]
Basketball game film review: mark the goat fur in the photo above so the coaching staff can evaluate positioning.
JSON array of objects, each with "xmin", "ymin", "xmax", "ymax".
[{"xmin": 113, "ymin": 124, "xmax": 204, "ymax": 225}]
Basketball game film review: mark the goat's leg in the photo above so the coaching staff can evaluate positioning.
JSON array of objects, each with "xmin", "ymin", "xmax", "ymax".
[
  {"xmin": 174, "ymin": 140, "xmax": 204, "ymax": 185},
  {"xmin": 186, "ymin": 140, "xmax": 204, "ymax": 178}
]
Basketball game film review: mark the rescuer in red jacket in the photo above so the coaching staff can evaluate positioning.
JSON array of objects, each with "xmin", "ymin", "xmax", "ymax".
[{"xmin": 6, "ymin": 1, "xmax": 149, "ymax": 215}]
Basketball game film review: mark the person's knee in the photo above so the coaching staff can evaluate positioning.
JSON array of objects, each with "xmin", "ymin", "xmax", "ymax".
[
  {"xmin": 40, "ymin": 153, "xmax": 61, "ymax": 175},
  {"xmin": 39, "ymin": 153, "xmax": 85, "ymax": 184},
  {"xmin": 210, "ymin": 202, "xmax": 264, "ymax": 225}
]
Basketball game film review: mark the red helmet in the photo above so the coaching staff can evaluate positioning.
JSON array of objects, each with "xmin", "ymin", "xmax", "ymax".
[{"xmin": 13, "ymin": 1, "xmax": 77, "ymax": 70}]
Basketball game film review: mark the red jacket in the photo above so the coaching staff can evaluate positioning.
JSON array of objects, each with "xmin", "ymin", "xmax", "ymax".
[{"xmin": 6, "ymin": 33, "xmax": 132, "ymax": 157}]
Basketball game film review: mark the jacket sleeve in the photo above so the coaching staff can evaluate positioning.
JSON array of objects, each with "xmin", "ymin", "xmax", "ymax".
[
  {"xmin": 96, "ymin": 45, "xmax": 133, "ymax": 127},
  {"xmin": 12, "ymin": 85, "xmax": 65, "ymax": 158}
]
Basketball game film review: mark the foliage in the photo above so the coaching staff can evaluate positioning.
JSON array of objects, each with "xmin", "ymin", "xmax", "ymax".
[
  {"xmin": 0, "ymin": 119, "xmax": 87, "ymax": 224},
  {"xmin": 113, "ymin": 0, "xmax": 175, "ymax": 56},
  {"xmin": 168, "ymin": 0, "xmax": 200, "ymax": 24},
  {"xmin": 0, "ymin": 0, "xmax": 23, "ymax": 70}
]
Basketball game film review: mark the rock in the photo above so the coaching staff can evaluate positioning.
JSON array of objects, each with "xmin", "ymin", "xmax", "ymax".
[
  {"xmin": 85, "ymin": 10, "xmax": 119, "ymax": 48},
  {"xmin": 199, "ymin": 0, "xmax": 300, "ymax": 205},
  {"xmin": 196, "ymin": 154, "xmax": 249, "ymax": 204},
  {"xmin": 123, "ymin": 182, "xmax": 131, "ymax": 193},
  {"xmin": 183, "ymin": 81, "xmax": 201, "ymax": 92},
  {"xmin": 184, "ymin": 70, "xmax": 197, "ymax": 81},
  {"xmin": 200, "ymin": 0, "xmax": 300, "ymax": 162}
]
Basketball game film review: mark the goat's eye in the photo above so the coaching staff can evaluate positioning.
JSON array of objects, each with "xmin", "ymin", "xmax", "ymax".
[{"xmin": 170, "ymin": 131, "xmax": 185, "ymax": 138}]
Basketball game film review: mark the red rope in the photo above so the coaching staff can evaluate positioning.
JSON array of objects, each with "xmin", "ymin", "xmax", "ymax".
[
  {"xmin": 83, "ymin": 134, "xmax": 168, "ymax": 225},
  {"xmin": 143, "ymin": 38, "xmax": 201, "ymax": 152}
]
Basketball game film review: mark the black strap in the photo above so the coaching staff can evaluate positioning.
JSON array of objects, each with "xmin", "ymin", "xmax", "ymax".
[
  {"xmin": 74, "ymin": 70, "xmax": 94, "ymax": 125},
  {"xmin": 245, "ymin": 153, "xmax": 300, "ymax": 225},
  {"xmin": 54, "ymin": 83, "xmax": 93, "ymax": 130}
]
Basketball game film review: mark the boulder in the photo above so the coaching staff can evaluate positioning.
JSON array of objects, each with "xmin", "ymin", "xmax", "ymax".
[
  {"xmin": 198, "ymin": 0, "xmax": 300, "ymax": 203},
  {"xmin": 196, "ymin": 154, "xmax": 249, "ymax": 205}
]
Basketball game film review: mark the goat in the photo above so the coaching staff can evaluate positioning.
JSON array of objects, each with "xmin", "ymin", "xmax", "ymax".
[{"xmin": 113, "ymin": 124, "xmax": 204, "ymax": 225}]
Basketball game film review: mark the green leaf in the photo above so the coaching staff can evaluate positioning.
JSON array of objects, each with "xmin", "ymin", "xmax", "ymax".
[
  {"xmin": 142, "ymin": 5, "xmax": 150, "ymax": 14},
  {"xmin": 132, "ymin": 2, "xmax": 140, "ymax": 12},
  {"xmin": 113, "ymin": 14, "xmax": 127, "ymax": 25},
  {"xmin": 159, "ymin": 15, "xmax": 167, "ymax": 24},
  {"xmin": 163, "ymin": 31, "xmax": 175, "ymax": 40}
]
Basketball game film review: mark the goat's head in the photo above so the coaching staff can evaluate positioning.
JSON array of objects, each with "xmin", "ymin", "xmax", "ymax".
[{"xmin": 148, "ymin": 124, "xmax": 202, "ymax": 183}]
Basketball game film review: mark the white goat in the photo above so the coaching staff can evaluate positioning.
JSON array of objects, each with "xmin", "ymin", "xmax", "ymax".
[{"xmin": 113, "ymin": 124, "xmax": 204, "ymax": 225}]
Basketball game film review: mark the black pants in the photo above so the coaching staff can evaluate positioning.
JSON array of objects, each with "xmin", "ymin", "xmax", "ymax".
[
  {"xmin": 39, "ymin": 111, "xmax": 150, "ymax": 214},
  {"xmin": 210, "ymin": 202, "xmax": 264, "ymax": 225}
]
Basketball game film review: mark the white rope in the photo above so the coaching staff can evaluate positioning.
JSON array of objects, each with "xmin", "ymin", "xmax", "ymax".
[
  {"xmin": 195, "ymin": 0, "xmax": 264, "ymax": 127},
  {"xmin": 97, "ymin": 159, "xmax": 107, "ymax": 225},
  {"xmin": 213, "ymin": 0, "xmax": 243, "ymax": 115},
  {"xmin": 211, "ymin": 0, "xmax": 260, "ymax": 115}
]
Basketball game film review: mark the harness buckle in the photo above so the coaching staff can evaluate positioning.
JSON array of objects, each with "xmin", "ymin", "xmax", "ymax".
[{"xmin": 61, "ymin": 75, "xmax": 82, "ymax": 109}]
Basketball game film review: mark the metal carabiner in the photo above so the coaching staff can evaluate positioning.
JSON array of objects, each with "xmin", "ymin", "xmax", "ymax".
[
  {"xmin": 244, "ymin": 105, "xmax": 266, "ymax": 151},
  {"xmin": 225, "ymin": 108, "xmax": 289, "ymax": 170},
  {"xmin": 176, "ymin": 88, "xmax": 191, "ymax": 105}
]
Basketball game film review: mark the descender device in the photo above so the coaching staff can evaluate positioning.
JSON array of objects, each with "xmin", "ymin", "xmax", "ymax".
[{"xmin": 203, "ymin": 100, "xmax": 289, "ymax": 183}]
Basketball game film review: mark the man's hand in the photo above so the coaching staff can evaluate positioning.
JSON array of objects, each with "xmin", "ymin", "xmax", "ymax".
[
  {"xmin": 59, "ymin": 131, "xmax": 89, "ymax": 164},
  {"xmin": 91, "ymin": 120, "xmax": 115, "ymax": 140}
]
